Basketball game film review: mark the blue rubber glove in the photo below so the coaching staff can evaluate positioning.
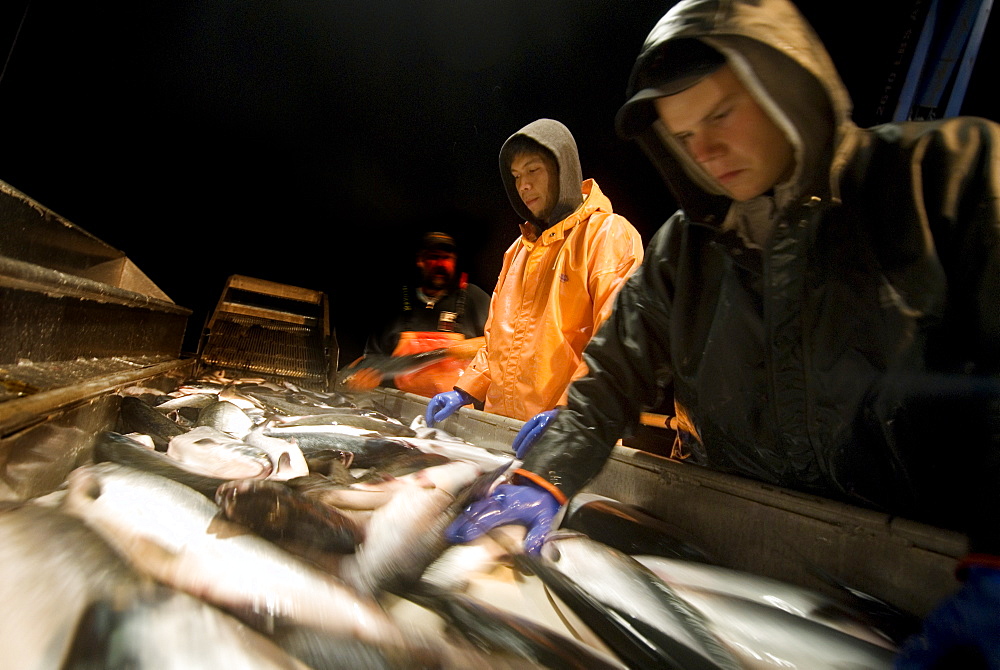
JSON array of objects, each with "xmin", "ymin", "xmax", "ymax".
[
  {"xmin": 895, "ymin": 565, "xmax": 1000, "ymax": 669},
  {"xmin": 512, "ymin": 409, "xmax": 559, "ymax": 459},
  {"xmin": 445, "ymin": 482, "xmax": 560, "ymax": 555},
  {"xmin": 425, "ymin": 389, "xmax": 473, "ymax": 427}
]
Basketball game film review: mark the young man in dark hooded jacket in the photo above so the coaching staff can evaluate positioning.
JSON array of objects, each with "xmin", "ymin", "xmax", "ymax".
[
  {"xmin": 425, "ymin": 118, "xmax": 643, "ymax": 424},
  {"xmin": 445, "ymin": 1, "xmax": 1000, "ymax": 666}
]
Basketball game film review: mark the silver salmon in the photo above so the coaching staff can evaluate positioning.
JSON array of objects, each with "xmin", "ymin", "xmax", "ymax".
[
  {"xmin": 195, "ymin": 400, "xmax": 255, "ymax": 438},
  {"xmin": 0, "ymin": 503, "xmax": 146, "ymax": 670},
  {"xmin": 167, "ymin": 425, "xmax": 273, "ymax": 479},
  {"xmin": 645, "ymin": 584, "xmax": 896, "ymax": 669},
  {"xmin": 94, "ymin": 431, "xmax": 229, "ymax": 499},
  {"xmin": 535, "ymin": 530, "xmax": 740, "ymax": 670},
  {"xmin": 341, "ymin": 460, "xmax": 509, "ymax": 598},
  {"xmin": 61, "ymin": 463, "xmax": 410, "ymax": 650},
  {"xmin": 633, "ymin": 554, "xmax": 898, "ymax": 650}
]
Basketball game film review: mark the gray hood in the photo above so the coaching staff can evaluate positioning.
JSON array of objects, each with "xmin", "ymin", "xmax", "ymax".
[
  {"xmin": 499, "ymin": 118, "xmax": 584, "ymax": 229},
  {"xmin": 615, "ymin": 0, "xmax": 857, "ymax": 225}
]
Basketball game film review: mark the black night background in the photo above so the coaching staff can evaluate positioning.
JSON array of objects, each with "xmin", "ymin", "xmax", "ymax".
[{"xmin": 1, "ymin": 0, "xmax": 996, "ymax": 364}]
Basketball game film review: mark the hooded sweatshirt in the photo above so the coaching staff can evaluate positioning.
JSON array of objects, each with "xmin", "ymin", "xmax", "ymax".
[
  {"xmin": 520, "ymin": 0, "xmax": 1000, "ymax": 551},
  {"xmin": 498, "ymin": 118, "xmax": 585, "ymax": 230},
  {"xmin": 457, "ymin": 119, "xmax": 644, "ymax": 421}
]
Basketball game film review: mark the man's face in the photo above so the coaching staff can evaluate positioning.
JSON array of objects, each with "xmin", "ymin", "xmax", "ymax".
[
  {"xmin": 417, "ymin": 250, "xmax": 457, "ymax": 290},
  {"xmin": 653, "ymin": 64, "xmax": 795, "ymax": 202},
  {"xmin": 509, "ymin": 150, "xmax": 560, "ymax": 221}
]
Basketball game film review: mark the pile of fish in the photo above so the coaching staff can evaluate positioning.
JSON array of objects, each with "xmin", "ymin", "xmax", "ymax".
[{"xmin": 0, "ymin": 372, "xmax": 911, "ymax": 669}]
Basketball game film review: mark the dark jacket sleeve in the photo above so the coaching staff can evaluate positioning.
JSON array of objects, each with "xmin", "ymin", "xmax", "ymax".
[
  {"xmin": 887, "ymin": 118, "xmax": 1000, "ymax": 555},
  {"xmin": 519, "ymin": 217, "xmax": 681, "ymax": 498},
  {"xmin": 464, "ymin": 283, "xmax": 492, "ymax": 338},
  {"xmin": 928, "ymin": 118, "xmax": 1000, "ymax": 554}
]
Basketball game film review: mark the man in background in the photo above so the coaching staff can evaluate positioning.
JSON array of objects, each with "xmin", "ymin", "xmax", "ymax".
[{"xmin": 345, "ymin": 231, "xmax": 489, "ymax": 398}]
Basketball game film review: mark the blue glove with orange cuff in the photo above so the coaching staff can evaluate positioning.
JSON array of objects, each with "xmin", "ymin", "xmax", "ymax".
[
  {"xmin": 895, "ymin": 557, "xmax": 1000, "ymax": 669},
  {"xmin": 445, "ymin": 481, "xmax": 561, "ymax": 555},
  {"xmin": 425, "ymin": 389, "xmax": 474, "ymax": 426},
  {"xmin": 512, "ymin": 409, "xmax": 559, "ymax": 459}
]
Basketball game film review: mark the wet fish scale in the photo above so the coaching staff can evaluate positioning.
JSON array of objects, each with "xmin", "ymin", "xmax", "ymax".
[
  {"xmin": 260, "ymin": 428, "xmax": 414, "ymax": 469},
  {"xmin": 195, "ymin": 400, "xmax": 254, "ymax": 438}
]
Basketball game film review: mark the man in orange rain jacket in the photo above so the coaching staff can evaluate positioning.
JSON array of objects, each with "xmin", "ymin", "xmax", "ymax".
[
  {"xmin": 345, "ymin": 231, "xmax": 490, "ymax": 398},
  {"xmin": 426, "ymin": 118, "xmax": 644, "ymax": 424}
]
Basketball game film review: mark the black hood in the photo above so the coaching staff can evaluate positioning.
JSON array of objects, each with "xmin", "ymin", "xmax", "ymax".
[
  {"xmin": 499, "ymin": 118, "xmax": 584, "ymax": 229},
  {"xmin": 614, "ymin": 0, "xmax": 856, "ymax": 224}
]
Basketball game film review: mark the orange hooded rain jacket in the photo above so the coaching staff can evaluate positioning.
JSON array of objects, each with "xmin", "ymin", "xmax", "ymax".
[{"xmin": 458, "ymin": 172, "xmax": 643, "ymax": 421}]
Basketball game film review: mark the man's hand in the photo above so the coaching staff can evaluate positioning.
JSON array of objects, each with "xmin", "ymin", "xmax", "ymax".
[
  {"xmin": 445, "ymin": 482, "xmax": 560, "ymax": 555},
  {"xmin": 512, "ymin": 409, "xmax": 559, "ymax": 459},
  {"xmin": 425, "ymin": 389, "xmax": 474, "ymax": 426}
]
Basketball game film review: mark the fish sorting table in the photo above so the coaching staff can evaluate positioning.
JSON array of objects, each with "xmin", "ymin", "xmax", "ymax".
[
  {"xmin": 0, "ymin": 178, "xmax": 970, "ymax": 667},
  {"xmin": 369, "ymin": 387, "xmax": 966, "ymax": 619}
]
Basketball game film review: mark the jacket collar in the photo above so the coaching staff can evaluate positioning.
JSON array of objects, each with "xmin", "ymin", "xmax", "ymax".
[{"xmin": 520, "ymin": 179, "xmax": 609, "ymax": 248}]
